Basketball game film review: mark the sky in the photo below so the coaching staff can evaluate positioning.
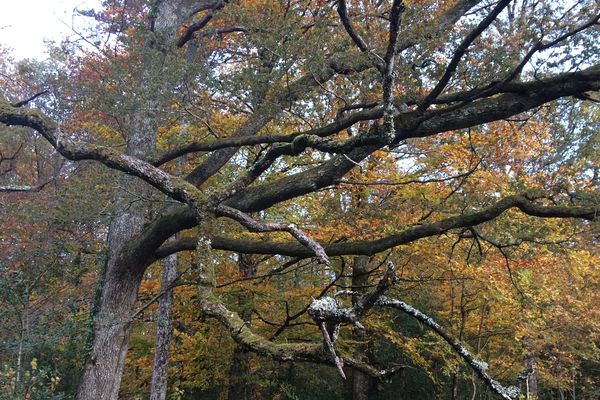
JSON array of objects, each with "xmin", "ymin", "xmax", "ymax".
[{"xmin": 0, "ymin": 0, "xmax": 101, "ymax": 61}]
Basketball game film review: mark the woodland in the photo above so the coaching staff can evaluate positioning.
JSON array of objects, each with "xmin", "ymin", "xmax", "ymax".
[{"xmin": 0, "ymin": 0, "xmax": 599, "ymax": 399}]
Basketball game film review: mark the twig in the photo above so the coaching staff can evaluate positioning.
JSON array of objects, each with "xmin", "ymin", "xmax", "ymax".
[{"xmin": 11, "ymin": 90, "xmax": 50, "ymax": 108}]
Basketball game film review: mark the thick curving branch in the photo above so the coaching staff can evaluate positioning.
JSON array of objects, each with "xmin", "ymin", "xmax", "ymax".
[
  {"xmin": 197, "ymin": 288, "xmax": 403, "ymax": 381},
  {"xmin": 154, "ymin": 194, "xmax": 598, "ymax": 260},
  {"xmin": 0, "ymin": 97, "xmax": 203, "ymax": 205}
]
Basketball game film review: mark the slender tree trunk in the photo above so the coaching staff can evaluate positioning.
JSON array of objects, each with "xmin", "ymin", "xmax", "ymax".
[
  {"xmin": 228, "ymin": 344, "xmax": 253, "ymax": 400},
  {"xmin": 228, "ymin": 254, "xmax": 257, "ymax": 400},
  {"xmin": 349, "ymin": 255, "xmax": 377, "ymax": 400},
  {"xmin": 14, "ymin": 290, "xmax": 29, "ymax": 395},
  {"xmin": 525, "ymin": 356, "xmax": 538, "ymax": 399},
  {"xmin": 522, "ymin": 337, "xmax": 538, "ymax": 400},
  {"xmin": 451, "ymin": 374, "xmax": 459, "ymax": 400},
  {"xmin": 149, "ymin": 247, "xmax": 178, "ymax": 400}
]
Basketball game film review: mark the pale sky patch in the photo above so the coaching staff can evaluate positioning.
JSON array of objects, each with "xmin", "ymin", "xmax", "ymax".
[{"xmin": 0, "ymin": 0, "xmax": 100, "ymax": 61}]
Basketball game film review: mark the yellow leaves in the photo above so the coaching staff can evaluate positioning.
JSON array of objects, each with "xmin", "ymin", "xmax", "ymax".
[
  {"xmin": 139, "ymin": 278, "xmax": 159, "ymax": 294},
  {"xmin": 68, "ymin": 110, "xmax": 123, "ymax": 144}
]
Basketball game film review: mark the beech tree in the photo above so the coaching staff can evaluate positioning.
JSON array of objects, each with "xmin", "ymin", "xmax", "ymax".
[{"xmin": 1, "ymin": 0, "xmax": 599, "ymax": 399}]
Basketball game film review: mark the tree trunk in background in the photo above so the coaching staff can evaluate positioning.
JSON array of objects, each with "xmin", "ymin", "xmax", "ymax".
[
  {"xmin": 350, "ymin": 256, "xmax": 378, "ymax": 400},
  {"xmin": 76, "ymin": 3, "xmax": 196, "ymax": 398},
  {"xmin": 149, "ymin": 248, "xmax": 178, "ymax": 400},
  {"xmin": 228, "ymin": 254, "xmax": 258, "ymax": 400},
  {"xmin": 523, "ymin": 337, "xmax": 538, "ymax": 400},
  {"xmin": 228, "ymin": 344, "xmax": 253, "ymax": 400}
]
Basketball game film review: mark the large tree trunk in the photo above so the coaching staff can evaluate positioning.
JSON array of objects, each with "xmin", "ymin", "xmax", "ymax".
[
  {"xmin": 149, "ymin": 248, "xmax": 178, "ymax": 400},
  {"xmin": 75, "ymin": 142, "xmax": 156, "ymax": 397},
  {"xmin": 77, "ymin": 252, "xmax": 145, "ymax": 400},
  {"xmin": 349, "ymin": 255, "xmax": 378, "ymax": 400},
  {"xmin": 76, "ymin": 139, "xmax": 160, "ymax": 399},
  {"xmin": 76, "ymin": 3, "xmax": 195, "ymax": 397}
]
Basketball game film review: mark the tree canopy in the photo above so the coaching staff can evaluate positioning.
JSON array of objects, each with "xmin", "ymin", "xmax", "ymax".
[{"xmin": 1, "ymin": 0, "xmax": 599, "ymax": 399}]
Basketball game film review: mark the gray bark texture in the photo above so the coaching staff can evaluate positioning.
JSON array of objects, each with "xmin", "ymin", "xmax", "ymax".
[
  {"xmin": 76, "ymin": 3, "xmax": 197, "ymax": 398},
  {"xmin": 76, "ymin": 183, "xmax": 153, "ymax": 400},
  {"xmin": 149, "ymin": 249, "xmax": 178, "ymax": 400}
]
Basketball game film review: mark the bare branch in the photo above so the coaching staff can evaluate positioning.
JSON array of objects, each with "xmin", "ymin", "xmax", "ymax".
[
  {"xmin": 377, "ymin": 297, "xmax": 520, "ymax": 399},
  {"xmin": 380, "ymin": 0, "xmax": 405, "ymax": 144},
  {"xmin": 0, "ymin": 181, "xmax": 52, "ymax": 192},
  {"xmin": 217, "ymin": 204, "xmax": 329, "ymax": 264},
  {"xmin": 396, "ymin": 0, "xmax": 483, "ymax": 53},
  {"xmin": 10, "ymin": 90, "xmax": 50, "ymax": 108},
  {"xmin": 419, "ymin": 0, "xmax": 512, "ymax": 111},
  {"xmin": 336, "ymin": 0, "xmax": 371, "ymax": 54},
  {"xmin": 176, "ymin": 0, "xmax": 226, "ymax": 47},
  {"xmin": 319, "ymin": 321, "xmax": 346, "ymax": 379},
  {"xmin": 340, "ymin": 157, "xmax": 481, "ymax": 186}
]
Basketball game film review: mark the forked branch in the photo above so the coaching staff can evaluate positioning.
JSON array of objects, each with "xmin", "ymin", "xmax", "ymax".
[
  {"xmin": 419, "ymin": 0, "xmax": 512, "ymax": 111},
  {"xmin": 217, "ymin": 204, "xmax": 329, "ymax": 264}
]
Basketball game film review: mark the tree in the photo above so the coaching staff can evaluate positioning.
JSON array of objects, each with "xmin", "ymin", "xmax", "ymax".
[{"xmin": 1, "ymin": 0, "xmax": 599, "ymax": 399}]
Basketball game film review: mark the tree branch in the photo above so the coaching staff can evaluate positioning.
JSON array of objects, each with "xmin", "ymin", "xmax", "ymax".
[
  {"xmin": 419, "ymin": 0, "xmax": 512, "ymax": 111},
  {"xmin": 155, "ymin": 194, "xmax": 597, "ymax": 259},
  {"xmin": 217, "ymin": 204, "xmax": 329, "ymax": 264},
  {"xmin": 377, "ymin": 297, "xmax": 520, "ymax": 399},
  {"xmin": 198, "ymin": 290, "xmax": 404, "ymax": 381},
  {"xmin": 10, "ymin": 90, "xmax": 50, "ymax": 108},
  {"xmin": 176, "ymin": 0, "xmax": 226, "ymax": 47},
  {"xmin": 0, "ymin": 97, "xmax": 203, "ymax": 208},
  {"xmin": 380, "ymin": 0, "xmax": 405, "ymax": 144}
]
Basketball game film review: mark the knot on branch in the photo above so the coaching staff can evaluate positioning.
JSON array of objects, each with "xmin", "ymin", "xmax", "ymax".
[
  {"xmin": 307, "ymin": 296, "xmax": 347, "ymax": 378},
  {"xmin": 307, "ymin": 296, "xmax": 341, "ymax": 322}
]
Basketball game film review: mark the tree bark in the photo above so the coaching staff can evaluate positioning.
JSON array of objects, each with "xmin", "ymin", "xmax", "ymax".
[
  {"xmin": 523, "ymin": 337, "xmax": 538, "ymax": 400},
  {"xmin": 77, "ymin": 269, "xmax": 144, "ymax": 399},
  {"xmin": 228, "ymin": 345, "xmax": 253, "ymax": 400},
  {"xmin": 75, "ymin": 5, "xmax": 189, "ymax": 398},
  {"xmin": 149, "ymin": 248, "xmax": 178, "ymax": 400}
]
